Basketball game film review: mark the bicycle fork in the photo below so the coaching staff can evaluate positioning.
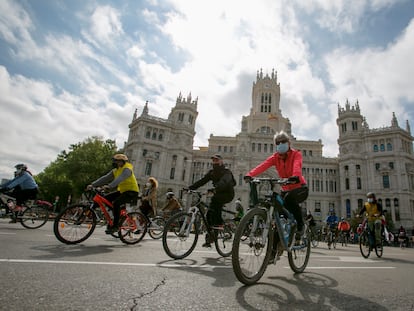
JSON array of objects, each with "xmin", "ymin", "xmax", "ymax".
[{"xmin": 180, "ymin": 207, "xmax": 197, "ymax": 237}]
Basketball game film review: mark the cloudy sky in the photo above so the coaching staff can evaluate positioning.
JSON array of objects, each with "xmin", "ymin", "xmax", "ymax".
[{"xmin": 1, "ymin": 0, "xmax": 413, "ymax": 178}]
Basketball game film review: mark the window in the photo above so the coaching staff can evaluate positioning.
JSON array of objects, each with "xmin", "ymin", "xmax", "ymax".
[
  {"xmin": 389, "ymin": 162, "xmax": 394, "ymax": 169},
  {"xmin": 258, "ymin": 143, "xmax": 261, "ymax": 152},
  {"xmin": 341, "ymin": 123, "xmax": 347, "ymax": 133},
  {"xmin": 375, "ymin": 163, "xmax": 380, "ymax": 170},
  {"xmin": 357, "ymin": 177, "xmax": 361, "ymax": 189},
  {"xmin": 382, "ymin": 174, "xmax": 390, "ymax": 188},
  {"xmin": 380, "ymin": 144, "xmax": 385, "ymax": 151},
  {"xmin": 170, "ymin": 167, "xmax": 175, "ymax": 179},
  {"xmin": 188, "ymin": 115, "xmax": 193, "ymax": 125},
  {"xmin": 373, "ymin": 145, "xmax": 378, "ymax": 152},
  {"xmin": 145, "ymin": 162, "xmax": 152, "ymax": 175},
  {"xmin": 386, "ymin": 143, "xmax": 392, "ymax": 151},
  {"xmin": 352, "ymin": 121, "xmax": 358, "ymax": 130},
  {"xmin": 252, "ymin": 143, "xmax": 255, "ymax": 152},
  {"xmin": 145, "ymin": 130, "xmax": 151, "ymax": 139},
  {"xmin": 345, "ymin": 178, "xmax": 349, "ymax": 190},
  {"xmin": 394, "ymin": 198, "xmax": 400, "ymax": 221}
]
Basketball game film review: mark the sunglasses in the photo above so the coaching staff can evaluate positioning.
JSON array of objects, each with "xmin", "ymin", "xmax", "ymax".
[{"xmin": 275, "ymin": 140, "xmax": 288, "ymax": 145}]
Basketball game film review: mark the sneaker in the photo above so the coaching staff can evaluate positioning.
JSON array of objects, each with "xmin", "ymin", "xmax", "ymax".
[
  {"xmin": 202, "ymin": 242, "xmax": 212, "ymax": 248},
  {"xmin": 295, "ymin": 228, "xmax": 304, "ymax": 241},
  {"xmin": 105, "ymin": 226, "xmax": 119, "ymax": 234}
]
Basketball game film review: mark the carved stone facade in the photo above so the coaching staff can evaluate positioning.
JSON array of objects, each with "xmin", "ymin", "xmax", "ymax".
[{"xmin": 124, "ymin": 70, "xmax": 414, "ymax": 228}]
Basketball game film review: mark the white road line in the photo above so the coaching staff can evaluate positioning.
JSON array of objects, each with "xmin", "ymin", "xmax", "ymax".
[
  {"xmin": 0, "ymin": 258, "xmax": 231, "ymax": 269},
  {"xmin": 299, "ymin": 266, "xmax": 395, "ymax": 269}
]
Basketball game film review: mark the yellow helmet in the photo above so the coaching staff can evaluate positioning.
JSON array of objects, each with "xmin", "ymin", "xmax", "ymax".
[{"xmin": 112, "ymin": 154, "xmax": 128, "ymax": 161}]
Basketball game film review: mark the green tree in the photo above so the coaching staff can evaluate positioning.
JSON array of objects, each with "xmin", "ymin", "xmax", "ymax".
[{"xmin": 35, "ymin": 137, "xmax": 118, "ymax": 205}]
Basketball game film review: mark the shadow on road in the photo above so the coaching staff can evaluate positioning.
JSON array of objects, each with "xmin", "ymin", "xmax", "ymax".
[{"xmin": 235, "ymin": 272, "xmax": 389, "ymax": 310}]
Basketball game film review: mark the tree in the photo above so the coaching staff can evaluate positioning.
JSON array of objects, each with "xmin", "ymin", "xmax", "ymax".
[{"xmin": 35, "ymin": 137, "xmax": 118, "ymax": 206}]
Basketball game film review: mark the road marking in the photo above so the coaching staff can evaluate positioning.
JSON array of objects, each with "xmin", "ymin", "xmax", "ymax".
[
  {"xmin": 298, "ymin": 266, "xmax": 395, "ymax": 269},
  {"xmin": 0, "ymin": 258, "xmax": 232, "ymax": 269},
  {"xmin": 0, "ymin": 232, "xmax": 16, "ymax": 235}
]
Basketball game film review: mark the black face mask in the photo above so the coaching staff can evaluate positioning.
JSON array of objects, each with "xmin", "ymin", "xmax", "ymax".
[
  {"xmin": 112, "ymin": 161, "xmax": 118, "ymax": 168},
  {"xmin": 212, "ymin": 163, "xmax": 221, "ymax": 170}
]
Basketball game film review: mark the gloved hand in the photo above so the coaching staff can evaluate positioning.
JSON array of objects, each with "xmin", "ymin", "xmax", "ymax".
[
  {"xmin": 288, "ymin": 176, "xmax": 300, "ymax": 183},
  {"xmin": 243, "ymin": 175, "xmax": 253, "ymax": 183}
]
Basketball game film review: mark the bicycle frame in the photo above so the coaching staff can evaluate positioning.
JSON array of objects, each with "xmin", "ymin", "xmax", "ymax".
[{"xmin": 248, "ymin": 178, "xmax": 298, "ymax": 253}]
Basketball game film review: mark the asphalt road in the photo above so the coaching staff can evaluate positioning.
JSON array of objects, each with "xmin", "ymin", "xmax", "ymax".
[{"xmin": 0, "ymin": 219, "xmax": 413, "ymax": 311}]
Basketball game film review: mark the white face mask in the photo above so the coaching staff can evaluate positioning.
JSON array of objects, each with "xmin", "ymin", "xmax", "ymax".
[
  {"xmin": 146, "ymin": 182, "xmax": 152, "ymax": 188},
  {"xmin": 367, "ymin": 198, "xmax": 373, "ymax": 203}
]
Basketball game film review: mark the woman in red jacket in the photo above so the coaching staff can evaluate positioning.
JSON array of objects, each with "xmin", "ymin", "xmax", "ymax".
[{"xmin": 245, "ymin": 131, "xmax": 308, "ymax": 236}]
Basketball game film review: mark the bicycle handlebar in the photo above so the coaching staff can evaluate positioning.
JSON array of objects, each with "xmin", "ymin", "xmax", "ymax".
[{"xmin": 246, "ymin": 177, "xmax": 299, "ymax": 186}]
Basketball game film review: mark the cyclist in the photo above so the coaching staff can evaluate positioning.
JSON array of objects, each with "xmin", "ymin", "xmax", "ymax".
[
  {"xmin": 161, "ymin": 190, "xmax": 182, "ymax": 217},
  {"xmin": 188, "ymin": 154, "xmax": 236, "ymax": 247},
  {"xmin": 244, "ymin": 131, "xmax": 309, "ymax": 237},
  {"xmin": 337, "ymin": 217, "xmax": 351, "ymax": 244},
  {"xmin": 0, "ymin": 164, "xmax": 39, "ymax": 223},
  {"xmin": 325, "ymin": 210, "xmax": 338, "ymax": 249},
  {"xmin": 88, "ymin": 154, "xmax": 139, "ymax": 234},
  {"xmin": 140, "ymin": 177, "xmax": 158, "ymax": 217},
  {"xmin": 358, "ymin": 192, "xmax": 383, "ymax": 250}
]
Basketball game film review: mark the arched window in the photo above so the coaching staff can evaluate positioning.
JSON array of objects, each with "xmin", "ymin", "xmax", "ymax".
[
  {"xmin": 373, "ymin": 145, "xmax": 378, "ymax": 152},
  {"xmin": 386, "ymin": 143, "xmax": 392, "ymax": 151},
  {"xmin": 380, "ymin": 144, "xmax": 385, "ymax": 151}
]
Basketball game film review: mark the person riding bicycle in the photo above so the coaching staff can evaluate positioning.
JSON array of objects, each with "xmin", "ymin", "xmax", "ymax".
[
  {"xmin": 244, "ymin": 131, "xmax": 308, "ymax": 263},
  {"xmin": 140, "ymin": 177, "xmax": 158, "ymax": 217},
  {"xmin": 188, "ymin": 154, "xmax": 236, "ymax": 248},
  {"xmin": 357, "ymin": 192, "xmax": 383, "ymax": 250},
  {"xmin": 88, "ymin": 154, "xmax": 139, "ymax": 234},
  {"xmin": 325, "ymin": 210, "xmax": 338, "ymax": 248},
  {"xmin": 244, "ymin": 131, "xmax": 309, "ymax": 237},
  {"xmin": 161, "ymin": 190, "xmax": 182, "ymax": 217},
  {"xmin": 0, "ymin": 164, "xmax": 39, "ymax": 223},
  {"xmin": 337, "ymin": 217, "xmax": 351, "ymax": 244}
]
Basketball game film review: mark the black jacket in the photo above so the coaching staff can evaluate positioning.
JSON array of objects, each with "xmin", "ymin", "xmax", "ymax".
[{"xmin": 189, "ymin": 165, "xmax": 235, "ymax": 197}]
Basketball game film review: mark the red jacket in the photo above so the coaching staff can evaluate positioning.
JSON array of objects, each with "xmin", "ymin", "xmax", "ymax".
[{"xmin": 246, "ymin": 148, "xmax": 307, "ymax": 191}]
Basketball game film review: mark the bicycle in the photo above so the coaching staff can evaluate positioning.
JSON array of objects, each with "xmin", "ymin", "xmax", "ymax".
[
  {"xmin": 53, "ymin": 188, "xmax": 146, "ymax": 245},
  {"xmin": 162, "ymin": 189, "xmax": 235, "ymax": 259},
  {"xmin": 337, "ymin": 230, "xmax": 348, "ymax": 247},
  {"xmin": 0, "ymin": 192, "xmax": 51, "ymax": 229},
  {"xmin": 359, "ymin": 217, "xmax": 383, "ymax": 258},
  {"xmin": 307, "ymin": 221, "xmax": 320, "ymax": 248},
  {"xmin": 326, "ymin": 225, "xmax": 337, "ymax": 249},
  {"xmin": 231, "ymin": 177, "xmax": 311, "ymax": 285}
]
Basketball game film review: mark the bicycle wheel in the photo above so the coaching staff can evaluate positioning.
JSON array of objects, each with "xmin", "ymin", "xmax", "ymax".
[
  {"xmin": 215, "ymin": 221, "xmax": 235, "ymax": 257},
  {"xmin": 20, "ymin": 205, "xmax": 49, "ymax": 229},
  {"xmin": 162, "ymin": 211, "xmax": 199, "ymax": 259},
  {"xmin": 288, "ymin": 226, "xmax": 311, "ymax": 273},
  {"xmin": 231, "ymin": 208, "xmax": 273, "ymax": 285},
  {"xmin": 359, "ymin": 231, "xmax": 371, "ymax": 258},
  {"xmin": 119, "ymin": 211, "xmax": 147, "ymax": 245},
  {"xmin": 53, "ymin": 204, "xmax": 97, "ymax": 244},
  {"xmin": 332, "ymin": 234, "xmax": 337, "ymax": 249},
  {"xmin": 148, "ymin": 216, "xmax": 166, "ymax": 239},
  {"xmin": 375, "ymin": 239, "xmax": 383, "ymax": 258}
]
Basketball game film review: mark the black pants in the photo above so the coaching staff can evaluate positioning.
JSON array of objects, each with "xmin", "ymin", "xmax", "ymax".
[
  {"xmin": 205, "ymin": 193, "xmax": 233, "ymax": 244},
  {"xmin": 104, "ymin": 191, "xmax": 138, "ymax": 227},
  {"xmin": 13, "ymin": 188, "xmax": 38, "ymax": 206}
]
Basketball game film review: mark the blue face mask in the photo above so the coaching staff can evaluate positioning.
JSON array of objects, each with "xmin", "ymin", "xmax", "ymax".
[{"xmin": 276, "ymin": 142, "xmax": 289, "ymax": 154}]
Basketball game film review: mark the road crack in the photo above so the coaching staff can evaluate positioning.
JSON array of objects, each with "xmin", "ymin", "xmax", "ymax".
[{"xmin": 129, "ymin": 277, "xmax": 167, "ymax": 310}]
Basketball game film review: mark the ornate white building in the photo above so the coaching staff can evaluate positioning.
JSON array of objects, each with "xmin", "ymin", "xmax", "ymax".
[{"xmin": 124, "ymin": 69, "xmax": 414, "ymax": 228}]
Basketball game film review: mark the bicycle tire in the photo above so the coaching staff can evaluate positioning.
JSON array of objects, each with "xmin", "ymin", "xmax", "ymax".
[
  {"xmin": 148, "ymin": 216, "xmax": 165, "ymax": 239},
  {"xmin": 53, "ymin": 204, "xmax": 97, "ymax": 244},
  {"xmin": 288, "ymin": 226, "xmax": 311, "ymax": 273},
  {"xmin": 215, "ymin": 221, "xmax": 235, "ymax": 257},
  {"xmin": 231, "ymin": 208, "xmax": 273, "ymax": 285},
  {"xmin": 375, "ymin": 239, "xmax": 383, "ymax": 258},
  {"xmin": 20, "ymin": 205, "xmax": 49, "ymax": 229},
  {"xmin": 359, "ymin": 231, "xmax": 371, "ymax": 258},
  {"xmin": 162, "ymin": 211, "xmax": 199, "ymax": 259},
  {"xmin": 119, "ymin": 211, "xmax": 147, "ymax": 245}
]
